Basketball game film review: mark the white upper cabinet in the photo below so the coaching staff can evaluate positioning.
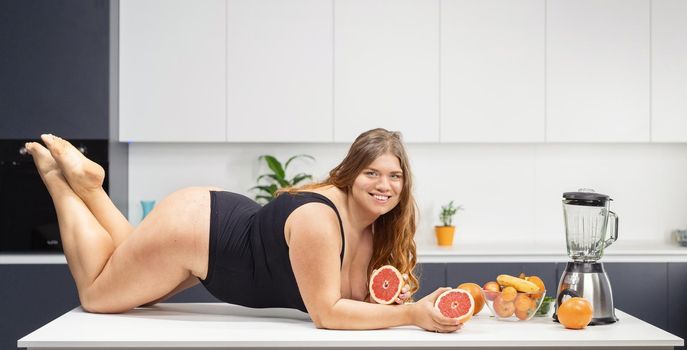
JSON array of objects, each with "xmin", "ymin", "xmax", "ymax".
[
  {"xmin": 334, "ymin": 0, "xmax": 439, "ymax": 143},
  {"xmin": 119, "ymin": 0, "xmax": 226, "ymax": 142},
  {"xmin": 226, "ymin": 0, "xmax": 333, "ymax": 142},
  {"xmin": 546, "ymin": 0, "xmax": 650, "ymax": 142},
  {"xmin": 651, "ymin": 0, "xmax": 687, "ymax": 142},
  {"xmin": 441, "ymin": 0, "xmax": 545, "ymax": 143}
]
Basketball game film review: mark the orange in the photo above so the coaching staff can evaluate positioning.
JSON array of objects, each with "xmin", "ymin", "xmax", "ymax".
[
  {"xmin": 457, "ymin": 282, "xmax": 485, "ymax": 315},
  {"xmin": 526, "ymin": 275, "xmax": 546, "ymax": 299},
  {"xmin": 515, "ymin": 308, "xmax": 530, "ymax": 320},
  {"xmin": 557, "ymin": 297, "xmax": 593, "ymax": 329},
  {"xmin": 514, "ymin": 293, "xmax": 532, "ymax": 312},
  {"xmin": 501, "ymin": 286, "xmax": 517, "ymax": 302}
]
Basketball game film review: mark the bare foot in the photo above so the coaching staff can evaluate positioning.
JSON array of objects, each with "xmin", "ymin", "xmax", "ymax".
[
  {"xmin": 40, "ymin": 134, "xmax": 106, "ymax": 196},
  {"xmin": 25, "ymin": 142, "xmax": 65, "ymax": 186}
]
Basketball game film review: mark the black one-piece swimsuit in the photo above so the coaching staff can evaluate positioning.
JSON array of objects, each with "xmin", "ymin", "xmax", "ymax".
[{"xmin": 199, "ymin": 191, "xmax": 345, "ymax": 313}]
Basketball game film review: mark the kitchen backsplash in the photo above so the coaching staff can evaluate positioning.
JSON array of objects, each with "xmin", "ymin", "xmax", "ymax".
[{"xmin": 128, "ymin": 142, "xmax": 687, "ymax": 247}]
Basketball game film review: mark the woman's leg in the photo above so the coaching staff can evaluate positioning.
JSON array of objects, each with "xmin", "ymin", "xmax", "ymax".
[
  {"xmin": 25, "ymin": 142, "xmax": 115, "ymax": 292},
  {"xmin": 27, "ymin": 142, "xmax": 211, "ymax": 313},
  {"xmin": 41, "ymin": 135, "xmax": 220, "ymax": 305},
  {"xmin": 40, "ymin": 134, "xmax": 132, "ymax": 248},
  {"xmin": 80, "ymin": 187, "xmax": 211, "ymax": 313}
]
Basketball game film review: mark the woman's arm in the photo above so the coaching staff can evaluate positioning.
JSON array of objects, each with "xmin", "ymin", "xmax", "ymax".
[
  {"xmin": 321, "ymin": 288, "xmax": 461, "ymax": 331},
  {"xmin": 322, "ymin": 298, "xmax": 413, "ymax": 329},
  {"xmin": 286, "ymin": 204, "xmax": 460, "ymax": 332}
]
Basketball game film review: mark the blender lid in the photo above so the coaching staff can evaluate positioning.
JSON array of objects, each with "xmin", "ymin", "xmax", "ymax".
[{"xmin": 563, "ymin": 189, "xmax": 612, "ymax": 205}]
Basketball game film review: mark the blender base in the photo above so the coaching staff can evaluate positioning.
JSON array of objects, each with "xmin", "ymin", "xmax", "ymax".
[{"xmin": 553, "ymin": 261, "xmax": 619, "ymax": 325}]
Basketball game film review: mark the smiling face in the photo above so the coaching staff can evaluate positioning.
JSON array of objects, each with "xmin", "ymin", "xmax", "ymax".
[{"xmin": 350, "ymin": 153, "xmax": 403, "ymax": 217}]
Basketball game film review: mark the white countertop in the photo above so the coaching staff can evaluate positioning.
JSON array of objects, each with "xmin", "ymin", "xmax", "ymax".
[
  {"xmin": 18, "ymin": 303, "xmax": 683, "ymax": 349},
  {"xmin": 0, "ymin": 253, "xmax": 68, "ymax": 264},
  {"xmin": 0, "ymin": 254, "xmax": 68, "ymax": 264},
  {"xmin": 4, "ymin": 240, "xmax": 687, "ymax": 264},
  {"xmin": 416, "ymin": 240, "xmax": 687, "ymax": 263}
]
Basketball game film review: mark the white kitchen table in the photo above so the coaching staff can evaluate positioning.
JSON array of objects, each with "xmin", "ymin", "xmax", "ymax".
[{"xmin": 18, "ymin": 303, "xmax": 683, "ymax": 350}]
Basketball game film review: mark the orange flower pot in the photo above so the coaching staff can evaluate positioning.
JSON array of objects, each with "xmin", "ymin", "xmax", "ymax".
[{"xmin": 435, "ymin": 226, "xmax": 456, "ymax": 246}]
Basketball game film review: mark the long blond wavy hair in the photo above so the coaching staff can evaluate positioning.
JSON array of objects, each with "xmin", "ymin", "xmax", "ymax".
[{"xmin": 282, "ymin": 128, "xmax": 419, "ymax": 300}]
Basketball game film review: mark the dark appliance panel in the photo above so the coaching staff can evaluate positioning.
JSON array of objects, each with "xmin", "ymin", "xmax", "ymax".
[{"xmin": 0, "ymin": 140, "xmax": 108, "ymax": 252}]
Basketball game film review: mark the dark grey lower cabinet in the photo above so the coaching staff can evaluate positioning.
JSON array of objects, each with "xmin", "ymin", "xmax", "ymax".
[
  {"xmin": 164, "ymin": 282, "xmax": 218, "ymax": 303},
  {"xmin": 0, "ymin": 264, "xmax": 79, "ymax": 350},
  {"xmin": 414, "ymin": 263, "xmax": 446, "ymax": 299},
  {"xmin": 668, "ymin": 263, "xmax": 687, "ymax": 350},
  {"xmin": 603, "ymin": 263, "xmax": 668, "ymax": 331},
  {"xmin": 0, "ymin": 264, "xmax": 216, "ymax": 350}
]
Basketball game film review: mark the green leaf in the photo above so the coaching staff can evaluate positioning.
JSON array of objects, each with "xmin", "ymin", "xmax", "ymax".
[
  {"xmin": 439, "ymin": 200, "xmax": 463, "ymax": 226},
  {"xmin": 259, "ymin": 155, "xmax": 285, "ymax": 179},
  {"xmin": 250, "ymin": 184, "xmax": 277, "ymax": 192},
  {"xmin": 251, "ymin": 154, "xmax": 316, "ymax": 202},
  {"xmin": 266, "ymin": 184, "xmax": 278, "ymax": 196},
  {"xmin": 256, "ymin": 174, "xmax": 289, "ymax": 188},
  {"xmin": 249, "ymin": 185, "xmax": 273, "ymax": 194},
  {"xmin": 291, "ymin": 173, "xmax": 313, "ymax": 185},
  {"xmin": 256, "ymin": 174, "xmax": 278, "ymax": 183},
  {"xmin": 284, "ymin": 154, "xmax": 315, "ymax": 170}
]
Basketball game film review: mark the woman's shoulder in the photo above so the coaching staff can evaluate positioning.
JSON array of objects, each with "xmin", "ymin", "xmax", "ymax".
[
  {"xmin": 276, "ymin": 186, "xmax": 341, "ymax": 218},
  {"xmin": 283, "ymin": 196, "xmax": 342, "ymax": 247},
  {"xmin": 293, "ymin": 185, "xmax": 345, "ymax": 205},
  {"xmin": 275, "ymin": 186, "xmax": 347, "ymax": 233}
]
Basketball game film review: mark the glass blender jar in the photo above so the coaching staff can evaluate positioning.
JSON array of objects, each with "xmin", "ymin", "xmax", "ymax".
[
  {"xmin": 554, "ymin": 189, "xmax": 619, "ymax": 325},
  {"xmin": 563, "ymin": 189, "xmax": 618, "ymax": 262}
]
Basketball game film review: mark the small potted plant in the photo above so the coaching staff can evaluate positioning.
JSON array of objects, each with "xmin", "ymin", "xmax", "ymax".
[
  {"xmin": 250, "ymin": 154, "xmax": 315, "ymax": 204},
  {"xmin": 435, "ymin": 201, "xmax": 463, "ymax": 247}
]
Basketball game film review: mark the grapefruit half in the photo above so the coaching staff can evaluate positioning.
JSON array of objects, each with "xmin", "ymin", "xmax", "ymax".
[
  {"xmin": 434, "ymin": 288, "xmax": 475, "ymax": 323},
  {"xmin": 369, "ymin": 265, "xmax": 404, "ymax": 304},
  {"xmin": 457, "ymin": 282, "xmax": 485, "ymax": 315}
]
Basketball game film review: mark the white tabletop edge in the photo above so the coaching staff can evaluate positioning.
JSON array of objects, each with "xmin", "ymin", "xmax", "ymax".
[{"xmin": 17, "ymin": 304, "xmax": 684, "ymax": 348}]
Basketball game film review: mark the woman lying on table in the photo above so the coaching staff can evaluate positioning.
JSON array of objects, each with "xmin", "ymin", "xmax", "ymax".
[{"xmin": 25, "ymin": 128, "xmax": 460, "ymax": 333}]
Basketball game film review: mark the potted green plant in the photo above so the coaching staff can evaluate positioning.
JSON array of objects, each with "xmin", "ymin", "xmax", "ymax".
[
  {"xmin": 435, "ymin": 201, "xmax": 463, "ymax": 246},
  {"xmin": 250, "ymin": 154, "xmax": 315, "ymax": 204}
]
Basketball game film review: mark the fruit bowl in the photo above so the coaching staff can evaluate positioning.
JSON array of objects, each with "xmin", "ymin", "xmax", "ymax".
[{"xmin": 480, "ymin": 288, "xmax": 546, "ymax": 321}]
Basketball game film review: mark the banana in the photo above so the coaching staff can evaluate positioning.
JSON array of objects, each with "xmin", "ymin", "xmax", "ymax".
[{"xmin": 496, "ymin": 274, "xmax": 540, "ymax": 293}]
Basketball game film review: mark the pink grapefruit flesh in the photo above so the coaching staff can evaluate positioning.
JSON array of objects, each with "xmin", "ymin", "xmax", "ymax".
[
  {"xmin": 369, "ymin": 265, "xmax": 403, "ymax": 304},
  {"xmin": 434, "ymin": 288, "xmax": 475, "ymax": 323}
]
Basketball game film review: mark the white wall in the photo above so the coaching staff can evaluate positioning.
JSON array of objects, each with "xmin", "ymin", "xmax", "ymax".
[{"xmin": 128, "ymin": 143, "xmax": 687, "ymax": 247}]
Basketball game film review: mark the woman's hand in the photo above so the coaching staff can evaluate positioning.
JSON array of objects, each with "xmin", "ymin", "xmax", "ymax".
[
  {"xmin": 409, "ymin": 287, "xmax": 463, "ymax": 333},
  {"xmin": 394, "ymin": 274, "xmax": 411, "ymax": 304},
  {"xmin": 368, "ymin": 273, "xmax": 412, "ymax": 305}
]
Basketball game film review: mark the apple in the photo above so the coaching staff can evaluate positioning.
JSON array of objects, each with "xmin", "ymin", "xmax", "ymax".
[{"xmin": 483, "ymin": 281, "xmax": 501, "ymax": 301}]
